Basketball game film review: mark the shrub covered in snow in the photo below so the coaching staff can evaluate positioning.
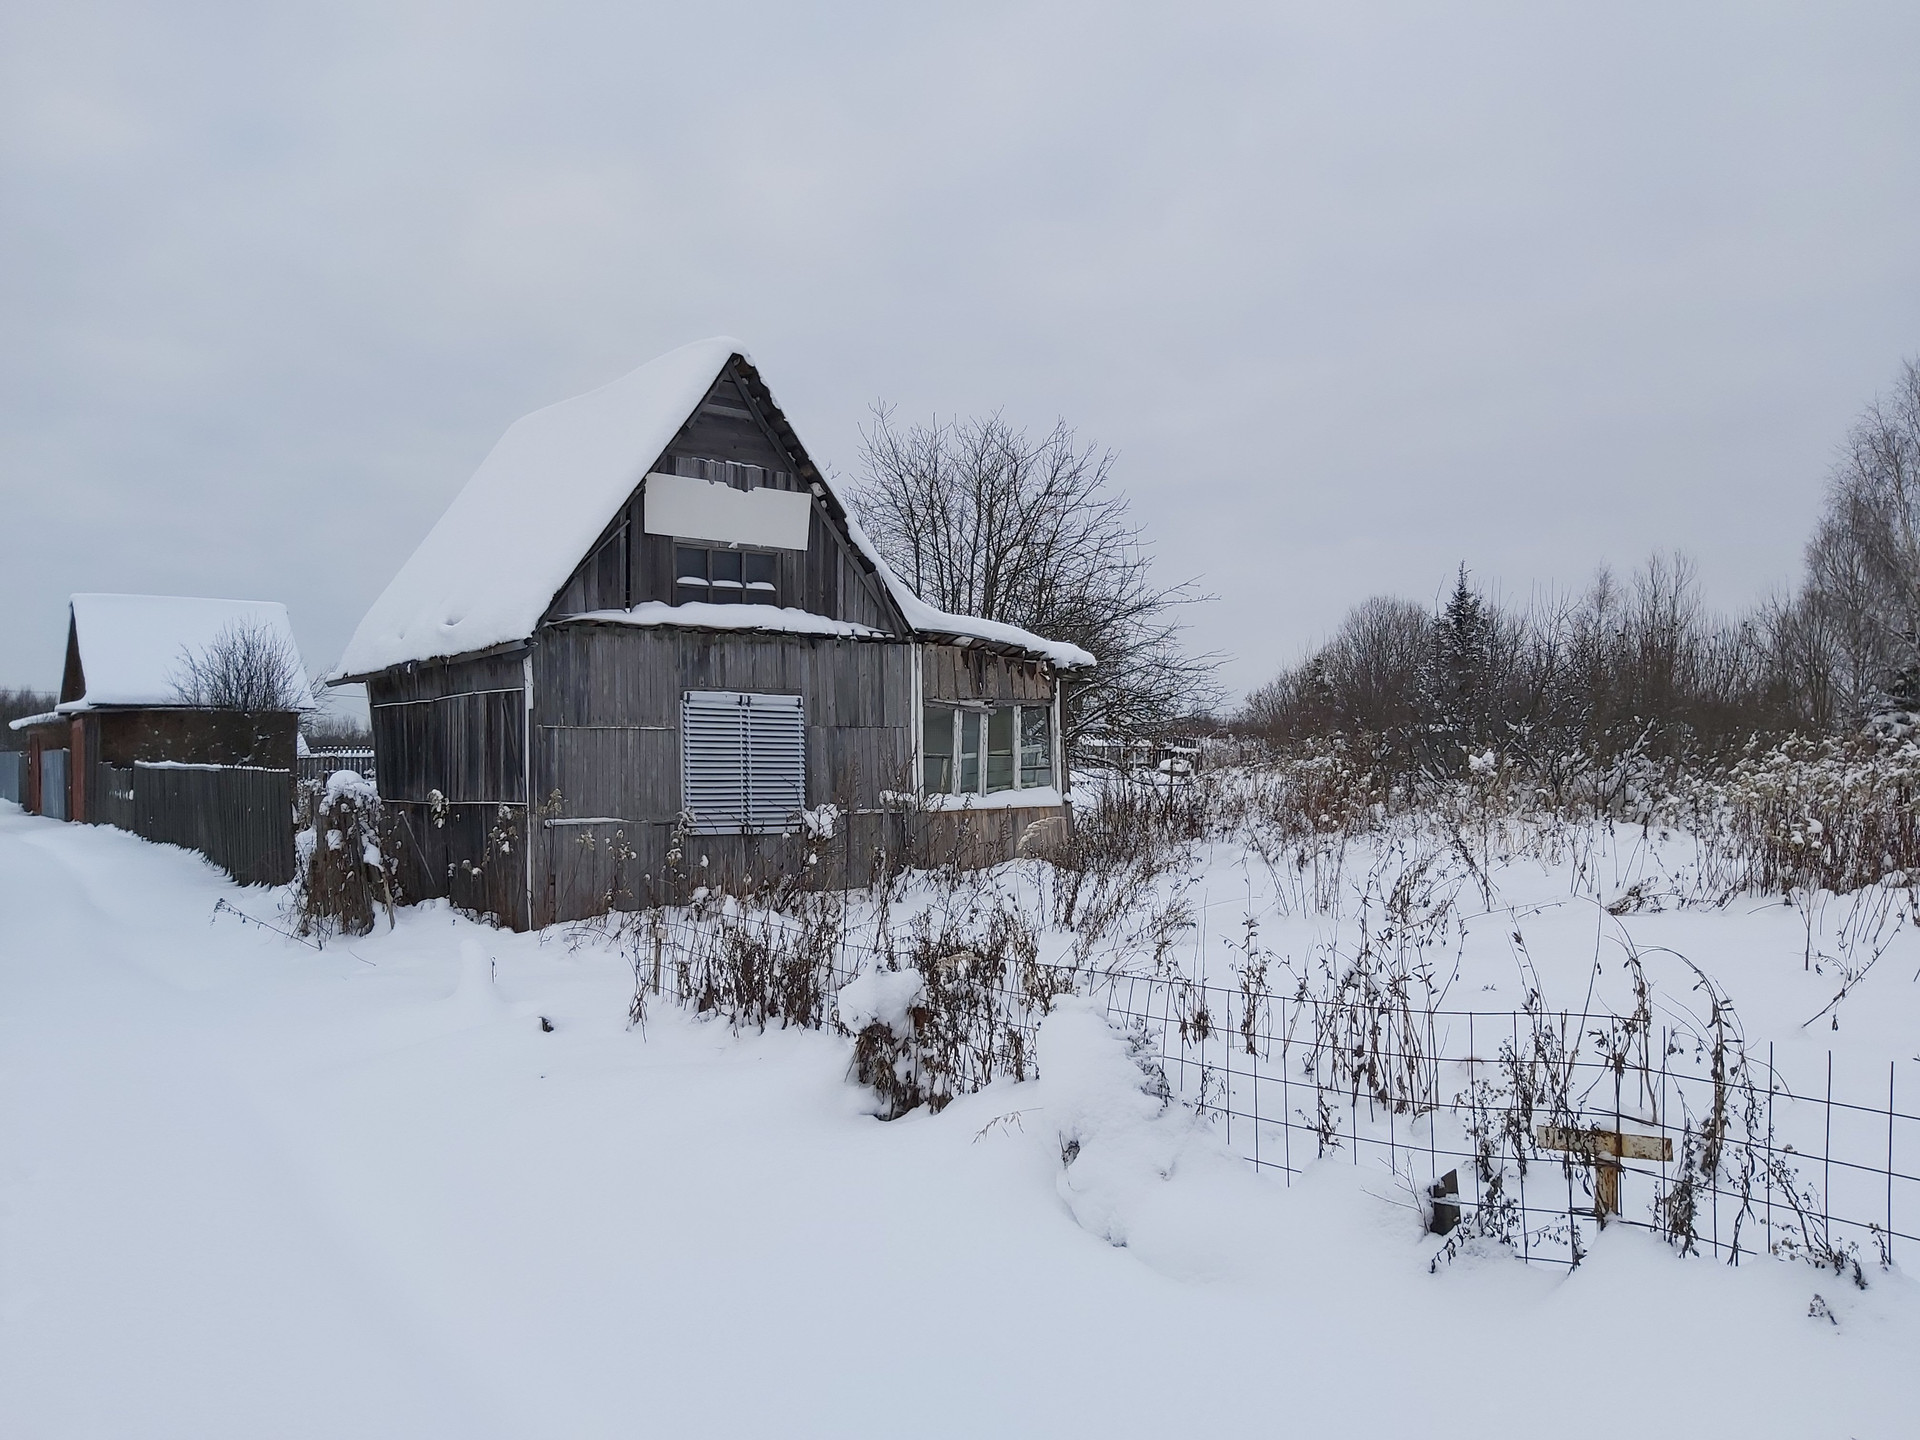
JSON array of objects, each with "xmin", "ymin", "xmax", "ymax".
[
  {"xmin": 290, "ymin": 769, "xmax": 395, "ymax": 940},
  {"xmin": 1038, "ymin": 1000, "xmax": 1188, "ymax": 1246}
]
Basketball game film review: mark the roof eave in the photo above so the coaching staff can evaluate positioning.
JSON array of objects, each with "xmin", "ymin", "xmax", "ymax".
[{"xmin": 326, "ymin": 636, "xmax": 535, "ymax": 687}]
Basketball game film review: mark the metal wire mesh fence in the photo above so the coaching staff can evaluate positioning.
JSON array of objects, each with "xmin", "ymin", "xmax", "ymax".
[
  {"xmin": 1091, "ymin": 973, "xmax": 1914, "ymax": 1274},
  {"xmin": 632, "ymin": 906, "xmax": 1915, "ymax": 1273}
]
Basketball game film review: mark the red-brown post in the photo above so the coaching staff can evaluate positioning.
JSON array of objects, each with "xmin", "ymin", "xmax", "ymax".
[{"xmin": 68, "ymin": 717, "xmax": 86, "ymax": 823}]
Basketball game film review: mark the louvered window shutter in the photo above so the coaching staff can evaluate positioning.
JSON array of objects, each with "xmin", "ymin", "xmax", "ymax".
[{"xmin": 681, "ymin": 691, "xmax": 805, "ymax": 834}]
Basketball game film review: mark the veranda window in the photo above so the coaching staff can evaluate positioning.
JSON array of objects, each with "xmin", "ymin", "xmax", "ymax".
[{"xmin": 921, "ymin": 702, "xmax": 1055, "ymax": 797}]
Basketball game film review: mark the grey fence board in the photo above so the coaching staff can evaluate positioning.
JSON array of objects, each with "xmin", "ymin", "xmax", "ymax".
[
  {"xmin": 0, "ymin": 751, "xmax": 23, "ymax": 805},
  {"xmin": 93, "ymin": 764, "xmax": 135, "ymax": 831},
  {"xmin": 41, "ymin": 749, "xmax": 68, "ymax": 821},
  {"xmin": 133, "ymin": 763, "xmax": 295, "ymax": 885},
  {"xmin": 297, "ymin": 749, "xmax": 377, "ymax": 787}
]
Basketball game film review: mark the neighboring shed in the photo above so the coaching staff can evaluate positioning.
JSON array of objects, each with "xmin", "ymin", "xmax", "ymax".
[
  {"xmin": 333, "ymin": 336, "xmax": 1093, "ymax": 929},
  {"xmin": 9, "ymin": 595, "xmax": 309, "ymax": 870}
]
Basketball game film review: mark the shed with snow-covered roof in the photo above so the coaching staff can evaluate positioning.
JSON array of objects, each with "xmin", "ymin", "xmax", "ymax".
[
  {"xmin": 333, "ymin": 337, "xmax": 1090, "ymax": 928},
  {"xmin": 9, "ymin": 593, "xmax": 309, "ymax": 825}
]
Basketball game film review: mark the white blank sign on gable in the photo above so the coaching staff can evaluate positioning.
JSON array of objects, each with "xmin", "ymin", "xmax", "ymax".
[{"xmin": 643, "ymin": 473, "xmax": 813, "ymax": 552}]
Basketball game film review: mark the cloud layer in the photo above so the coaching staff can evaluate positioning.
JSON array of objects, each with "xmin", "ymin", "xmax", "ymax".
[{"xmin": 4, "ymin": 2, "xmax": 1917, "ymax": 701}]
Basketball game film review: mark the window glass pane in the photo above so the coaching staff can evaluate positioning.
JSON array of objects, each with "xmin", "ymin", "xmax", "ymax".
[
  {"xmin": 986, "ymin": 706, "xmax": 1015, "ymax": 792},
  {"xmin": 709, "ymin": 549, "xmax": 742, "ymax": 601},
  {"xmin": 1019, "ymin": 705, "xmax": 1053, "ymax": 788},
  {"xmin": 958, "ymin": 710, "xmax": 983, "ymax": 794},
  {"xmin": 744, "ymin": 552, "xmax": 778, "ymax": 602},
  {"xmin": 675, "ymin": 547, "xmax": 709, "ymax": 584},
  {"xmin": 921, "ymin": 705, "xmax": 954, "ymax": 794}
]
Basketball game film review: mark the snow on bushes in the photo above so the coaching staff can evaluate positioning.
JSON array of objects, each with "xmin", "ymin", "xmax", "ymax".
[
  {"xmin": 291, "ymin": 769, "xmax": 394, "ymax": 940},
  {"xmin": 592, "ymin": 733, "xmax": 1918, "ymax": 1280},
  {"xmin": 1037, "ymin": 999, "xmax": 1195, "ymax": 1246},
  {"xmin": 837, "ymin": 966, "xmax": 925, "ymax": 1037}
]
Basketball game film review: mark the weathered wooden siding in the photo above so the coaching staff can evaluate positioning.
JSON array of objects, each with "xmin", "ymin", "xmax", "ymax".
[
  {"xmin": 919, "ymin": 645, "xmax": 1054, "ymax": 705},
  {"xmin": 910, "ymin": 803, "xmax": 1066, "ymax": 871},
  {"xmin": 530, "ymin": 623, "xmax": 914, "ymax": 924},
  {"xmin": 542, "ymin": 358, "xmax": 900, "ymax": 631},
  {"xmin": 368, "ymin": 649, "xmax": 529, "ymax": 929}
]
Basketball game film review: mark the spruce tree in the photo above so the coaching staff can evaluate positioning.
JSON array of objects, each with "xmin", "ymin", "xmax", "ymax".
[{"xmin": 1420, "ymin": 565, "xmax": 1495, "ymax": 771}]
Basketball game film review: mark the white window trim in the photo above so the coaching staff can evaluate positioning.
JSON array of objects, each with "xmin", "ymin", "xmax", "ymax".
[{"xmin": 922, "ymin": 699, "xmax": 1053, "ymax": 798}]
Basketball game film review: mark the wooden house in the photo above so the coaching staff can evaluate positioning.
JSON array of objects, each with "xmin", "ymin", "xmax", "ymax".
[
  {"xmin": 8, "ymin": 594, "xmax": 310, "ymax": 823},
  {"xmin": 331, "ymin": 338, "xmax": 1093, "ymax": 930}
]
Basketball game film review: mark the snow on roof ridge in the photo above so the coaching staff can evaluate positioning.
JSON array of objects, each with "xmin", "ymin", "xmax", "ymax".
[
  {"xmin": 333, "ymin": 337, "xmax": 747, "ymax": 679},
  {"xmin": 558, "ymin": 601, "xmax": 887, "ymax": 641}
]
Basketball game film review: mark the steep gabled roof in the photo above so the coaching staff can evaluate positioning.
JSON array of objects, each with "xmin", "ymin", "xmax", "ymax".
[
  {"xmin": 55, "ymin": 594, "xmax": 313, "ymax": 713},
  {"xmin": 336, "ymin": 339, "xmax": 740, "ymax": 679},
  {"xmin": 332, "ymin": 338, "xmax": 1093, "ymax": 679}
]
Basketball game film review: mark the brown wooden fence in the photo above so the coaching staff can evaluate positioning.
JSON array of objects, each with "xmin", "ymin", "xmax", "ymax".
[{"xmin": 124, "ymin": 762, "xmax": 295, "ymax": 886}]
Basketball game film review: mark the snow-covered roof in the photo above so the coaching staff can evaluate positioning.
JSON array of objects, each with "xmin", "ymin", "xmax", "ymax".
[
  {"xmin": 558, "ymin": 601, "xmax": 887, "ymax": 641},
  {"xmin": 57, "ymin": 594, "xmax": 314, "ymax": 713},
  {"xmin": 840, "ymin": 511, "xmax": 1097, "ymax": 670},
  {"xmin": 563, "ymin": 564, "xmax": 1095, "ymax": 668},
  {"xmin": 332, "ymin": 337, "xmax": 1094, "ymax": 678},
  {"xmin": 334, "ymin": 338, "xmax": 744, "ymax": 679}
]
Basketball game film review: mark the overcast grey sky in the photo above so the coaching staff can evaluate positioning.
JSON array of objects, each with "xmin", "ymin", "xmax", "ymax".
[{"xmin": 4, "ymin": 2, "xmax": 1917, "ymax": 705}]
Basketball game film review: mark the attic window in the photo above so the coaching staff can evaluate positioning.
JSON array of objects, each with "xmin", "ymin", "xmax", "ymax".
[
  {"xmin": 676, "ymin": 546, "xmax": 778, "ymax": 606},
  {"xmin": 682, "ymin": 691, "xmax": 805, "ymax": 835}
]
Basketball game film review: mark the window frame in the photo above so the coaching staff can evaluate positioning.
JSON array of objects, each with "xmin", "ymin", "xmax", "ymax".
[
  {"xmin": 920, "ymin": 700, "xmax": 1055, "ymax": 799},
  {"xmin": 673, "ymin": 543, "xmax": 781, "ymax": 607}
]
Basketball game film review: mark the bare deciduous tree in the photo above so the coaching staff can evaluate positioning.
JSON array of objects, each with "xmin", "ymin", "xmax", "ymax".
[
  {"xmin": 1243, "ymin": 596, "xmax": 1429, "ymax": 737},
  {"xmin": 852, "ymin": 406, "xmax": 1219, "ymax": 740},
  {"xmin": 170, "ymin": 621, "xmax": 307, "ymax": 712},
  {"xmin": 1246, "ymin": 358, "xmax": 1920, "ymax": 761},
  {"xmin": 1801, "ymin": 357, "xmax": 1920, "ymax": 719}
]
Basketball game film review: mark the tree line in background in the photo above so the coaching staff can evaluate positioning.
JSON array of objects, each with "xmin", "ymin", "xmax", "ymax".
[
  {"xmin": 1240, "ymin": 357, "xmax": 1920, "ymax": 776},
  {"xmin": 0, "ymin": 687, "xmax": 54, "ymax": 750}
]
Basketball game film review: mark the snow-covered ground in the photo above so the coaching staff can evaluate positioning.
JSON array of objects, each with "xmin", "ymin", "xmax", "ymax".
[{"xmin": 2, "ymin": 800, "xmax": 1915, "ymax": 1438}]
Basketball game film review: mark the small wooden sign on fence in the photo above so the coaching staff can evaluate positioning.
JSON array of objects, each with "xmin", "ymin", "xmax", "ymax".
[{"xmin": 1535, "ymin": 1124, "xmax": 1674, "ymax": 1220}]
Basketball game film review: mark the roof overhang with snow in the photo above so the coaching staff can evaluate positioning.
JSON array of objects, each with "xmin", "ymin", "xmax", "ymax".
[
  {"xmin": 331, "ymin": 337, "xmax": 1093, "ymax": 681},
  {"xmin": 55, "ymin": 594, "xmax": 314, "ymax": 714}
]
